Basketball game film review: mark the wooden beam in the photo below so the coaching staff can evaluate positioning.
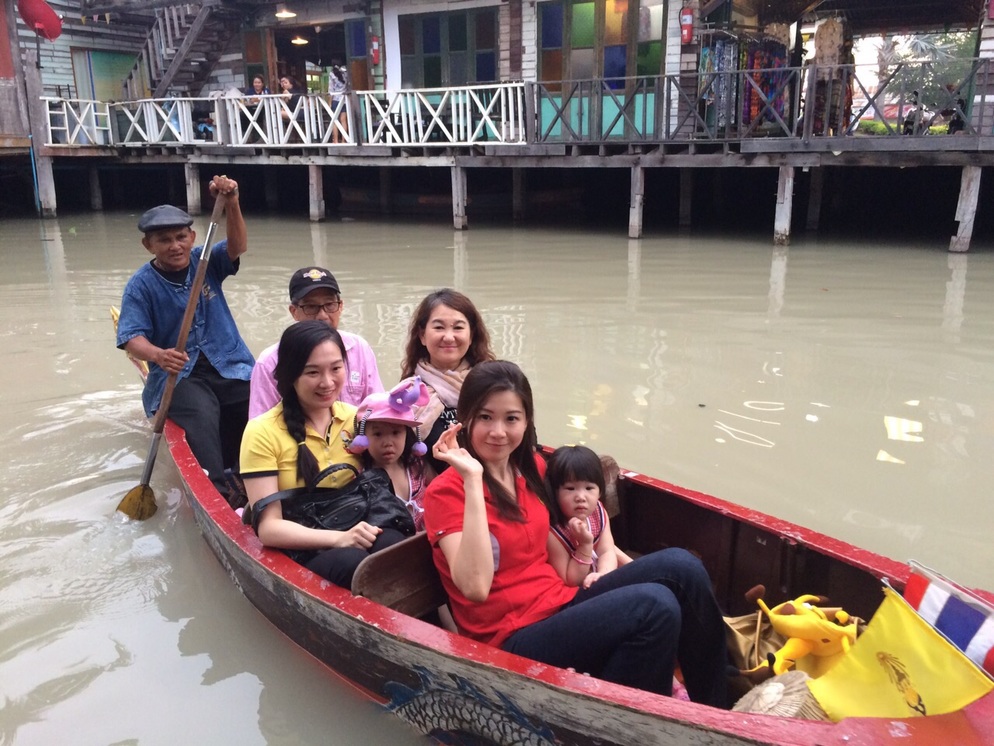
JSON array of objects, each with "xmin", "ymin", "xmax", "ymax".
[
  {"xmin": 185, "ymin": 162, "xmax": 201, "ymax": 214},
  {"xmin": 628, "ymin": 164, "xmax": 644, "ymax": 239},
  {"xmin": 451, "ymin": 165, "xmax": 468, "ymax": 230},
  {"xmin": 805, "ymin": 167, "xmax": 823, "ymax": 232},
  {"xmin": 773, "ymin": 165, "xmax": 795, "ymax": 246},
  {"xmin": 949, "ymin": 165, "xmax": 981, "ymax": 253},
  {"xmin": 153, "ymin": 5, "xmax": 214, "ymax": 98},
  {"xmin": 308, "ymin": 164, "xmax": 325, "ymax": 221},
  {"xmin": 24, "ymin": 51, "xmax": 56, "ymax": 217},
  {"xmin": 81, "ymin": 0, "xmax": 220, "ymax": 13}
]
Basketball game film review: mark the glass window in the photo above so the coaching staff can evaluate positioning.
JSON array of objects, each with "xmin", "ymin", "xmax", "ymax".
[
  {"xmin": 476, "ymin": 51, "xmax": 496, "ymax": 82},
  {"xmin": 347, "ymin": 19, "xmax": 367, "ymax": 58},
  {"xmin": 450, "ymin": 52, "xmax": 468, "ymax": 85},
  {"xmin": 423, "ymin": 16, "xmax": 441, "ymax": 55},
  {"xmin": 541, "ymin": 3, "xmax": 563, "ymax": 49},
  {"xmin": 638, "ymin": 0, "xmax": 664, "ymax": 43},
  {"xmin": 541, "ymin": 50, "xmax": 563, "ymax": 85},
  {"xmin": 571, "ymin": 2, "xmax": 595, "ymax": 48},
  {"xmin": 450, "ymin": 13, "xmax": 468, "ymax": 52},
  {"xmin": 399, "ymin": 16, "xmax": 416, "ymax": 55},
  {"xmin": 604, "ymin": 44, "xmax": 626, "ymax": 81},
  {"xmin": 636, "ymin": 41, "xmax": 661, "ymax": 76},
  {"xmin": 401, "ymin": 56, "xmax": 418, "ymax": 87},
  {"xmin": 604, "ymin": 0, "xmax": 627, "ymax": 46},
  {"xmin": 475, "ymin": 11, "xmax": 496, "ymax": 49},
  {"xmin": 424, "ymin": 56, "xmax": 442, "ymax": 87},
  {"xmin": 398, "ymin": 9, "xmax": 498, "ymax": 86},
  {"xmin": 571, "ymin": 48, "xmax": 595, "ymax": 79}
]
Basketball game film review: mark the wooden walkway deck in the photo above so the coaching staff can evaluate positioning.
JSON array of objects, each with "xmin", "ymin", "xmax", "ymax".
[{"xmin": 15, "ymin": 57, "xmax": 994, "ymax": 249}]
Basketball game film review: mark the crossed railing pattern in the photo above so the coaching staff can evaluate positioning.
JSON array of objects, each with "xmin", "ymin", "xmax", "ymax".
[
  {"xmin": 361, "ymin": 84, "xmax": 527, "ymax": 145},
  {"xmin": 43, "ymin": 61, "xmax": 993, "ymax": 148},
  {"xmin": 46, "ymin": 98, "xmax": 114, "ymax": 146}
]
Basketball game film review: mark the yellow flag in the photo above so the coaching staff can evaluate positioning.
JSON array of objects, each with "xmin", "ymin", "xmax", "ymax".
[{"xmin": 807, "ymin": 586, "xmax": 993, "ymax": 721}]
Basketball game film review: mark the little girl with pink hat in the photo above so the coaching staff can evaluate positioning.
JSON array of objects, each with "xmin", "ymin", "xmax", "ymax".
[{"xmin": 348, "ymin": 377, "xmax": 433, "ymax": 531}]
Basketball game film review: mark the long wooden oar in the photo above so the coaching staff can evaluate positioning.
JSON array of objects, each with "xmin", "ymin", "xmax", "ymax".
[{"xmin": 117, "ymin": 194, "xmax": 228, "ymax": 520}]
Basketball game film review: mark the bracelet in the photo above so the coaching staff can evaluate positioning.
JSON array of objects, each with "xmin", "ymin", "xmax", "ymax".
[{"xmin": 570, "ymin": 552, "xmax": 593, "ymax": 566}]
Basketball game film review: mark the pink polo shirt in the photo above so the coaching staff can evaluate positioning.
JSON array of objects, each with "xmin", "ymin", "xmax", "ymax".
[{"xmin": 248, "ymin": 330, "xmax": 384, "ymax": 417}]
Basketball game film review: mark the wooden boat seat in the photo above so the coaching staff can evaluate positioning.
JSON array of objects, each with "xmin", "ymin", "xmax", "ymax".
[{"xmin": 351, "ymin": 532, "xmax": 449, "ymax": 621}]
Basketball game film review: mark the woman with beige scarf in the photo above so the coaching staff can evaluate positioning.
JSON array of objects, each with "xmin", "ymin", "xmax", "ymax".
[{"xmin": 400, "ymin": 289, "xmax": 496, "ymax": 474}]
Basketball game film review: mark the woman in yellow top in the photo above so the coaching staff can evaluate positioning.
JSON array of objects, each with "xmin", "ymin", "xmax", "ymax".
[{"xmin": 240, "ymin": 320, "xmax": 407, "ymax": 586}]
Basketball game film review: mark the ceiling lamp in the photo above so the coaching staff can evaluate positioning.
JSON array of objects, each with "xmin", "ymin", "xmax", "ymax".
[
  {"xmin": 275, "ymin": 4, "xmax": 297, "ymax": 19},
  {"xmin": 291, "ymin": 35, "xmax": 308, "ymax": 45}
]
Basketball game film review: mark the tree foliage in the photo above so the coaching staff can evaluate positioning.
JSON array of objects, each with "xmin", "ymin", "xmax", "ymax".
[{"xmin": 885, "ymin": 32, "xmax": 976, "ymax": 108}]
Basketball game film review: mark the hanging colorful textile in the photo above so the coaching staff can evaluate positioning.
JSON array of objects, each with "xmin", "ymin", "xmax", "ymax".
[{"xmin": 741, "ymin": 38, "xmax": 788, "ymax": 129}]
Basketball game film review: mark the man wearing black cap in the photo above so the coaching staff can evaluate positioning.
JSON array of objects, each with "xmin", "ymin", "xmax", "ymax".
[
  {"xmin": 116, "ymin": 175, "xmax": 254, "ymax": 495},
  {"xmin": 248, "ymin": 266, "xmax": 383, "ymax": 418}
]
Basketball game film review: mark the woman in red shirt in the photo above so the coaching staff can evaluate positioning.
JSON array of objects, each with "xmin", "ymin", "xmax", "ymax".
[{"xmin": 424, "ymin": 361, "xmax": 729, "ymax": 706}]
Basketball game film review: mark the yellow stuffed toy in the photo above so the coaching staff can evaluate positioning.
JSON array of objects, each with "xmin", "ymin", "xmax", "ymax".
[{"xmin": 742, "ymin": 587, "xmax": 859, "ymax": 682}]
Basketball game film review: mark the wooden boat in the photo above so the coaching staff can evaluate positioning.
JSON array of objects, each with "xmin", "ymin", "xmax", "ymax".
[{"xmin": 159, "ymin": 418, "xmax": 994, "ymax": 745}]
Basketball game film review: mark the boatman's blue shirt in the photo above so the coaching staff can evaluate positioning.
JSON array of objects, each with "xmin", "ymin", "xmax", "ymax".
[{"xmin": 116, "ymin": 240, "xmax": 255, "ymax": 417}]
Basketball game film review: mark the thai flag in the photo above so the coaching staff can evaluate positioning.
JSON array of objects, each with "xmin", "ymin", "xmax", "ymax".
[{"xmin": 903, "ymin": 561, "xmax": 994, "ymax": 678}]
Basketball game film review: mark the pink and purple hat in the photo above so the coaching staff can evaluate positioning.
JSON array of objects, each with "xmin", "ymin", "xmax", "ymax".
[{"xmin": 348, "ymin": 376, "xmax": 431, "ymax": 456}]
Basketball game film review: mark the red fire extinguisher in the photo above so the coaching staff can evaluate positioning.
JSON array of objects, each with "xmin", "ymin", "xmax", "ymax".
[
  {"xmin": 370, "ymin": 35, "xmax": 380, "ymax": 66},
  {"xmin": 680, "ymin": 6, "xmax": 694, "ymax": 45}
]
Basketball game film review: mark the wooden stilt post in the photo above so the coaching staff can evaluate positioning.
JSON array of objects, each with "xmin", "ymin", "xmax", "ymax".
[
  {"xmin": 629, "ymin": 164, "xmax": 645, "ymax": 239},
  {"xmin": 679, "ymin": 169, "xmax": 693, "ymax": 228},
  {"xmin": 23, "ymin": 50, "xmax": 57, "ymax": 218},
  {"xmin": 805, "ymin": 167, "xmax": 823, "ymax": 232},
  {"xmin": 89, "ymin": 167, "xmax": 103, "ymax": 211},
  {"xmin": 949, "ymin": 165, "xmax": 982, "ymax": 253},
  {"xmin": 379, "ymin": 166, "xmax": 391, "ymax": 214},
  {"xmin": 451, "ymin": 165, "xmax": 468, "ymax": 230},
  {"xmin": 184, "ymin": 162, "xmax": 201, "ymax": 214},
  {"xmin": 264, "ymin": 169, "xmax": 279, "ymax": 210},
  {"xmin": 308, "ymin": 164, "xmax": 325, "ymax": 222},
  {"xmin": 773, "ymin": 165, "xmax": 795, "ymax": 246},
  {"xmin": 512, "ymin": 168, "xmax": 525, "ymax": 221}
]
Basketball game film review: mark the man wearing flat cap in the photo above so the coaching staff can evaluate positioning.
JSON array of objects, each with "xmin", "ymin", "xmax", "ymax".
[
  {"xmin": 248, "ymin": 266, "xmax": 384, "ymax": 418},
  {"xmin": 116, "ymin": 175, "xmax": 253, "ymax": 496}
]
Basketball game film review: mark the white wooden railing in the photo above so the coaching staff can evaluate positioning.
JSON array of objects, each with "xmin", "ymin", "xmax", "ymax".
[
  {"xmin": 45, "ymin": 98, "xmax": 113, "ymax": 146},
  {"xmin": 358, "ymin": 83, "xmax": 527, "ymax": 145},
  {"xmin": 43, "ymin": 82, "xmax": 528, "ymax": 149}
]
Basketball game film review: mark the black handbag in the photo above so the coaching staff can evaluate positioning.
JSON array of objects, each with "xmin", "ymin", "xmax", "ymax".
[{"xmin": 249, "ymin": 464, "xmax": 415, "ymax": 561}]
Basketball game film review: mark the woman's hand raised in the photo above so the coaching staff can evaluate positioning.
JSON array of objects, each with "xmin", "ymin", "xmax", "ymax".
[{"xmin": 432, "ymin": 423, "xmax": 483, "ymax": 479}]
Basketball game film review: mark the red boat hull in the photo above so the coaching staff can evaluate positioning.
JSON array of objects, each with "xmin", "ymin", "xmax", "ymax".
[{"xmin": 164, "ymin": 420, "xmax": 994, "ymax": 745}]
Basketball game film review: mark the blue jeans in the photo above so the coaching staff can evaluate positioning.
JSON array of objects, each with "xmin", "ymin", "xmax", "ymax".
[{"xmin": 501, "ymin": 548, "xmax": 728, "ymax": 707}]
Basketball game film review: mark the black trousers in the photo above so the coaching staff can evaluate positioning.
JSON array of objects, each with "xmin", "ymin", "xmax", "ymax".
[
  {"xmin": 304, "ymin": 528, "xmax": 409, "ymax": 588},
  {"xmin": 168, "ymin": 356, "xmax": 250, "ymax": 492}
]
